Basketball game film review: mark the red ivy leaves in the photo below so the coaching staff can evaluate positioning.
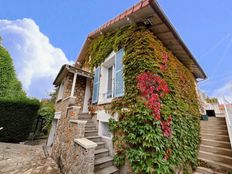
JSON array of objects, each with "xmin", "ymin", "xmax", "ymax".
[
  {"xmin": 160, "ymin": 52, "xmax": 168, "ymax": 71},
  {"xmin": 136, "ymin": 72, "xmax": 172, "ymax": 138},
  {"xmin": 161, "ymin": 115, "xmax": 172, "ymax": 138}
]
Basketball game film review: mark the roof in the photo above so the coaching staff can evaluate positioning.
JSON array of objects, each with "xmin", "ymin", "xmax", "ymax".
[
  {"xmin": 53, "ymin": 64, "xmax": 92, "ymax": 86},
  {"xmin": 76, "ymin": 0, "xmax": 206, "ymax": 79}
]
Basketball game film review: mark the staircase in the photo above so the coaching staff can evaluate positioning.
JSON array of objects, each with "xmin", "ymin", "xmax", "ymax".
[
  {"xmin": 78, "ymin": 113, "xmax": 119, "ymax": 174},
  {"xmin": 196, "ymin": 117, "xmax": 232, "ymax": 173}
]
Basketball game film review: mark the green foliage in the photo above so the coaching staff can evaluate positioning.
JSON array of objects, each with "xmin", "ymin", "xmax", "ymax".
[
  {"xmin": 0, "ymin": 98, "xmax": 40, "ymax": 142},
  {"xmin": 206, "ymin": 97, "xmax": 218, "ymax": 104},
  {"xmin": 0, "ymin": 45, "xmax": 26, "ymax": 98},
  {"xmin": 89, "ymin": 25, "xmax": 200, "ymax": 173},
  {"xmin": 38, "ymin": 100, "xmax": 55, "ymax": 135}
]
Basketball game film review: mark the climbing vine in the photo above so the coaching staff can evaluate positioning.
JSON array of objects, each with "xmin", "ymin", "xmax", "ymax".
[{"xmin": 87, "ymin": 25, "xmax": 200, "ymax": 174}]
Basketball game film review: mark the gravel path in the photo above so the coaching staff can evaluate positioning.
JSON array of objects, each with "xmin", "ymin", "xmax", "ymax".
[{"xmin": 0, "ymin": 142, "xmax": 60, "ymax": 174}]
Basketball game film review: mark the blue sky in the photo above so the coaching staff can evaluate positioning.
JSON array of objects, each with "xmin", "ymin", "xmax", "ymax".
[{"xmin": 0, "ymin": 0, "xmax": 231, "ymax": 100}]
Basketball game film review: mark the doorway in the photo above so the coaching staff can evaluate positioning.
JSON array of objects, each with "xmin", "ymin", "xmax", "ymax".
[{"xmin": 206, "ymin": 110, "xmax": 216, "ymax": 117}]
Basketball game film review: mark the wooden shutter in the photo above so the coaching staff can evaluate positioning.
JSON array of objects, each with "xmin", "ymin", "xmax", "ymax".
[
  {"xmin": 114, "ymin": 49, "xmax": 124, "ymax": 97},
  {"xmin": 92, "ymin": 67, "xmax": 100, "ymax": 103}
]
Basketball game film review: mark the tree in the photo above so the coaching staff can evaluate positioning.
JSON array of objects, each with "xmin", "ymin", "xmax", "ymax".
[{"xmin": 0, "ymin": 44, "xmax": 26, "ymax": 98}]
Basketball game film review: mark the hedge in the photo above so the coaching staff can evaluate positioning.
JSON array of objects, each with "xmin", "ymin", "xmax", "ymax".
[{"xmin": 0, "ymin": 98, "xmax": 40, "ymax": 142}]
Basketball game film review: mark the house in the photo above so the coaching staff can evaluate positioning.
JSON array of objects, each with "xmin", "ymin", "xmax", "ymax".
[{"xmin": 48, "ymin": 0, "xmax": 212, "ymax": 173}]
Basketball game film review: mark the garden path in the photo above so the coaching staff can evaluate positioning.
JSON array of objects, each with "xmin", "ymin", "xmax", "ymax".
[{"xmin": 0, "ymin": 142, "xmax": 60, "ymax": 174}]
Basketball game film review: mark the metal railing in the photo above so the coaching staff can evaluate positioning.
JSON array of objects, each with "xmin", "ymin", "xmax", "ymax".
[{"xmin": 221, "ymin": 97, "xmax": 232, "ymax": 149}]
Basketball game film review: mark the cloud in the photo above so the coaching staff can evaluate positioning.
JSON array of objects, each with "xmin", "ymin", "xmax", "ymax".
[
  {"xmin": 212, "ymin": 81, "xmax": 232, "ymax": 102},
  {"xmin": 0, "ymin": 18, "xmax": 71, "ymax": 98}
]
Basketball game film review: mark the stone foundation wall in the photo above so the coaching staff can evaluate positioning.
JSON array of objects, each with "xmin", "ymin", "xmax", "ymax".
[{"xmin": 51, "ymin": 101, "xmax": 95, "ymax": 174}]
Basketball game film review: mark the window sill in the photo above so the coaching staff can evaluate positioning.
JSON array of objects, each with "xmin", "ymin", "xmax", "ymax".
[
  {"xmin": 98, "ymin": 98, "xmax": 113, "ymax": 105},
  {"xmin": 56, "ymin": 99, "xmax": 62, "ymax": 103}
]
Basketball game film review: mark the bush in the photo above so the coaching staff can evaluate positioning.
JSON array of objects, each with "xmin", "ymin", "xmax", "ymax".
[{"xmin": 0, "ymin": 98, "xmax": 40, "ymax": 142}]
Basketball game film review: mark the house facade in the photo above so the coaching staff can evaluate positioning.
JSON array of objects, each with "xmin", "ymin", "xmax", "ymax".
[{"xmin": 48, "ymin": 0, "xmax": 207, "ymax": 173}]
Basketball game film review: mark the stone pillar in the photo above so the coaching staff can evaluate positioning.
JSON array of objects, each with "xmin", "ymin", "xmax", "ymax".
[
  {"xmin": 67, "ymin": 106, "xmax": 81, "ymax": 120},
  {"xmin": 70, "ymin": 138, "xmax": 97, "ymax": 174},
  {"xmin": 71, "ymin": 72, "xmax": 77, "ymax": 97},
  {"xmin": 69, "ymin": 120, "xmax": 87, "ymax": 138}
]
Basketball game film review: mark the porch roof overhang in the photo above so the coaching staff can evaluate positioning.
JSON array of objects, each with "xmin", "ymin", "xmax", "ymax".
[
  {"xmin": 53, "ymin": 64, "xmax": 93, "ymax": 86},
  {"xmin": 75, "ymin": 0, "xmax": 206, "ymax": 80}
]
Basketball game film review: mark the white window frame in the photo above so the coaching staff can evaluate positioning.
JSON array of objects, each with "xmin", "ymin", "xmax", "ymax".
[{"xmin": 98, "ymin": 52, "xmax": 116, "ymax": 104}]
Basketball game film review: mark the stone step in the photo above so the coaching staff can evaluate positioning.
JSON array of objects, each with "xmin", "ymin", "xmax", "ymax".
[
  {"xmin": 199, "ymin": 151, "xmax": 232, "ymax": 165},
  {"xmin": 86, "ymin": 136, "xmax": 102, "ymax": 142},
  {"xmin": 201, "ymin": 129, "xmax": 228, "ymax": 136},
  {"xmin": 94, "ymin": 156, "xmax": 114, "ymax": 171},
  {"xmin": 96, "ymin": 142, "xmax": 105, "ymax": 149},
  {"xmin": 201, "ymin": 139, "xmax": 231, "ymax": 149},
  {"xmin": 200, "ymin": 134, "xmax": 230, "ymax": 142},
  {"xmin": 95, "ymin": 148, "xmax": 109, "ymax": 159},
  {"xmin": 195, "ymin": 167, "xmax": 214, "ymax": 174},
  {"xmin": 85, "ymin": 130, "xmax": 98, "ymax": 137},
  {"xmin": 95, "ymin": 166, "xmax": 118, "ymax": 174},
  {"xmin": 200, "ymin": 145, "xmax": 232, "ymax": 157},
  {"xmin": 199, "ymin": 158, "xmax": 232, "ymax": 170}
]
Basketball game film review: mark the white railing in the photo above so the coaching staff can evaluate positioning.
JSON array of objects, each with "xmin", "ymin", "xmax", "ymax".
[{"xmin": 221, "ymin": 96, "xmax": 232, "ymax": 149}]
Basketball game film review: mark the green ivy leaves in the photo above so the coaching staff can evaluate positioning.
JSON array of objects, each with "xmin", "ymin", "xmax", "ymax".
[{"xmin": 89, "ymin": 25, "xmax": 200, "ymax": 174}]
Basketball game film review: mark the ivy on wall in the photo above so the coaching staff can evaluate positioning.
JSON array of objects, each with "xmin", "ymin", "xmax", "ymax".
[{"xmin": 87, "ymin": 25, "xmax": 200, "ymax": 174}]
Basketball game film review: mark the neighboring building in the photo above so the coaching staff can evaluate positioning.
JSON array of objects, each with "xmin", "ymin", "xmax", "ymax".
[{"xmin": 48, "ymin": 0, "xmax": 208, "ymax": 174}]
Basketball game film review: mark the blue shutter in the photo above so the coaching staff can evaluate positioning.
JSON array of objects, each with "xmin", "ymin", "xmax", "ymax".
[
  {"xmin": 92, "ymin": 67, "xmax": 100, "ymax": 103},
  {"xmin": 114, "ymin": 49, "xmax": 124, "ymax": 97}
]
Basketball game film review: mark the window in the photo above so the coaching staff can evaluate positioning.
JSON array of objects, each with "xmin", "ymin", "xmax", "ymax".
[
  {"xmin": 57, "ymin": 82, "xmax": 64, "ymax": 101},
  {"xmin": 100, "ymin": 121, "xmax": 112, "ymax": 138},
  {"xmin": 93, "ymin": 49, "xmax": 124, "ymax": 104}
]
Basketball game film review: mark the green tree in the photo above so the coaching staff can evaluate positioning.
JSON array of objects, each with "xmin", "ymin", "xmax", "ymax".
[{"xmin": 0, "ymin": 44, "xmax": 26, "ymax": 98}]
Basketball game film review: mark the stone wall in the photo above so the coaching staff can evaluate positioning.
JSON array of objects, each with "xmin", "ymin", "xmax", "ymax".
[
  {"xmin": 51, "ymin": 72, "xmax": 95, "ymax": 174},
  {"xmin": 51, "ymin": 100, "xmax": 95, "ymax": 174}
]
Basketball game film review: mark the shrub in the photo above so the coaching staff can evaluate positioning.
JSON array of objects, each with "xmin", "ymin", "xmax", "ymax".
[
  {"xmin": 0, "ymin": 45, "xmax": 26, "ymax": 98},
  {"xmin": 0, "ymin": 98, "xmax": 40, "ymax": 142}
]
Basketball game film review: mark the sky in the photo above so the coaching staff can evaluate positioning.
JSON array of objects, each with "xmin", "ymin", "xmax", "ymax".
[{"xmin": 0, "ymin": 0, "xmax": 231, "ymax": 101}]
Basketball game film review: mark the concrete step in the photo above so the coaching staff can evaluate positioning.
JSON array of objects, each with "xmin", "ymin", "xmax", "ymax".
[
  {"xmin": 199, "ymin": 151, "xmax": 232, "ymax": 165},
  {"xmin": 200, "ymin": 120, "xmax": 226, "ymax": 124},
  {"xmin": 85, "ymin": 123, "xmax": 96, "ymax": 127},
  {"xmin": 200, "ymin": 145, "xmax": 232, "ymax": 157},
  {"xmin": 201, "ymin": 139, "xmax": 231, "ymax": 149},
  {"xmin": 199, "ymin": 158, "xmax": 232, "ymax": 170},
  {"xmin": 85, "ymin": 127, "xmax": 97, "ymax": 131},
  {"xmin": 94, "ymin": 156, "xmax": 114, "ymax": 171},
  {"xmin": 201, "ymin": 129, "xmax": 228, "ymax": 136},
  {"xmin": 96, "ymin": 142, "xmax": 105, "ymax": 149},
  {"xmin": 78, "ymin": 113, "xmax": 92, "ymax": 119},
  {"xmin": 200, "ymin": 125, "xmax": 228, "ymax": 130},
  {"xmin": 85, "ymin": 130, "xmax": 98, "ymax": 137},
  {"xmin": 86, "ymin": 136, "xmax": 102, "ymax": 142},
  {"xmin": 200, "ymin": 134, "xmax": 230, "ymax": 142},
  {"xmin": 195, "ymin": 167, "xmax": 214, "ymax": 174},
  {"xmin": 95, "ymin": 166, "xmax": 118, "ymax": 174},
  {"xmin": 208, "ymin": 117, "xmax": 225, "ymax": 121},
  {"xmin": 95, "ymin": 148, "xmax": 109, "ymax": 159}
]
